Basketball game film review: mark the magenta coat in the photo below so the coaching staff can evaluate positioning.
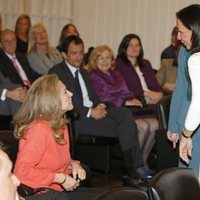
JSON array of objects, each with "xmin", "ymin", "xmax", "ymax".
[{"xmin": 89, "ymin": 68, "xmax": 134, "ymax": 107}]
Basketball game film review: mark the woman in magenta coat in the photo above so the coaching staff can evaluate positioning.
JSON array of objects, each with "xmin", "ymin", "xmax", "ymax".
[{"xmin": 88, "ymin": 45, "xmax": 157, "ymax": 175}]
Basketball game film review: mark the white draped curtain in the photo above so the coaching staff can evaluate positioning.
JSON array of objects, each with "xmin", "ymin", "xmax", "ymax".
[
  {"xmin": 73, "ymin": 0, "xmax": 200, "ymax": 69},
  {"xmin": 0, "ymin": 0, "xmax": 200, "ymax": 69},
  {"xmin": 0, "ymin": 0, "xmax": 73, "ymax": 47}
]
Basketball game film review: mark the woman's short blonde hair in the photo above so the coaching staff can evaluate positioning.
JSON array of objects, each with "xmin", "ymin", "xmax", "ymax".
[
  {"xmin": 29, "ymin": 23, "xmax": 50, "ymax": 52},
  {"xmin": 87, "ymin": 45, "xmax": 115, "ymax": 72},
  {"xmin": 13, "ymin": 74, "xmax": 67, "ymax": 144}
]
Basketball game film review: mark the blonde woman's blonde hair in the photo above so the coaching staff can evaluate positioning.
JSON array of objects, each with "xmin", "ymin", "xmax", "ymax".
[
  {"xmin": 29, "ymin": 23, "xmax": 52, "ymax": 54},
  {"xmin": 13, "ymin": 74, "xmax": 67, "ymax": 145},
  {"xmin": 87, "ymin": 45, "xmax": 115, "ymax": 72}
]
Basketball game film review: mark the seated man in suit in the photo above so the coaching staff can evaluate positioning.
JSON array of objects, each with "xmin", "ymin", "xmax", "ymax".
[
  {"xmin": 49, "ymin": 35, "xmax": 145, "ymax": 186},
  {"xmin": 0, "ymin": 29, "xmax": 40, "ymax": 88},
  {"xmin": 0, "ymin": 71, "xmax": 26, "ymax": 117}
]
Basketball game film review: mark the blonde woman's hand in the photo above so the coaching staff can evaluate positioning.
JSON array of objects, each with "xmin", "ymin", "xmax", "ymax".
[
  {"xmin": 61, "ymin": 174, "xmax": 80, "ymax": 191},
  {"xmin": 71, "ymin": 162, "xmax": 86, "ymax": 181},
  {"xmin": 125, "ymin": 98, "xmax": 142, "ymax": 107},
  {"xmin": 144, "ymin": 90, "xmax": 163, "ymax": 104}
]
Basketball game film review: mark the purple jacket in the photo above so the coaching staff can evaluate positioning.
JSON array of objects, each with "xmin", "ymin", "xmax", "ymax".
[
  {"xmin": 89, "ymin": 68, "xmax": 134, "ymax": 107},
  {"xmin": 115, "ymin": 58, "xmax": 163, "ymax": 98}
]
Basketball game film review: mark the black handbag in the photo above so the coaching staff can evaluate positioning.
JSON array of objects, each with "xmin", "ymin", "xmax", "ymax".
[
  {"xmin": 17, "ymin": 183, "xmax": 50, "ymax": 197},
  {"xmin": 126, "ymin": 104, "xmax": 155, "ymax": 115}
]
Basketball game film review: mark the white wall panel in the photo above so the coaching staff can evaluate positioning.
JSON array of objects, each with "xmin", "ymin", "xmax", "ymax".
[
  {"xmin": 73, "ymin": 0, "xmax": 200, "ymax": 69},
  {"xmin": 0, "ymin": 0, "xmax": 73, "ymax": 47},
  {"xmin": 0, "ymin": 0, "xmax": 200, "ymax": 69}
]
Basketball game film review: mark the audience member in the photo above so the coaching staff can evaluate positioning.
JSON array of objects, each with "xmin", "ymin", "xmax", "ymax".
[
  {"xmin": 167, "ymin": 4, "xmax": 200, "ymax": 177},
  {"xmin": 0, "ymin": 29, "xmax": 40, "ymax": 88},
  {"xmin": 156, "ymin": 46, "xmax": 180, "ymax": 93},
  {"xmin": 115, "ymin": 34, "xmax": 163, "ymax": 171},
  {"xmin": 49, "ymin": 35, "xmax": 144, "ymax": 187},
  {"xmin": 87, "ymin": 45, "xmax": 156, "ymax": 177},
  {"xmin": 27, "ymin": 23, "xmax": 62, "ymax": 75},
  {"xmin": 14, "ymin": 74, "xmax": 104, "ymax": 200},
  {"xmin": 57, "ymin": 23, "xmax": 79, "ymax": 52},
  {"xmin": 0, "ymin": 142, "xmax": 21, "ymax": 200},
  {"xmin": 15, "ymin": 14, "xmax": 31, "ymax": 54},
  {"xmin": 0, "ymin": 71, "xmax": 26, "ymax": 116},
  {"xmin": 83, "ymin": 46, "xmax": 94, "ymax": 69},
  {"xmin": 160, "ymin": 26, "xmax": 181, "ymax": 60}
]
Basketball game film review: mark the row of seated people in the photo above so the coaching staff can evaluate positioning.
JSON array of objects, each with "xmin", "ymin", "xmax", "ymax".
[
  {"xmin": 0, "ymin": 14, "xmax": 178, "ymax": 198},
  {"xmin": 0, "ymin": 32, "xmax": 159, "ymax": 194},
  {"xmin": 0, "ymin": 23, "xmax": 174, "ymax": 166}
]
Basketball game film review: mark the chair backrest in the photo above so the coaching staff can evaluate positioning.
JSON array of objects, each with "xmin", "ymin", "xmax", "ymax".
[
  {"xmin": 149, "ymin": 167, "xmax": 200, "ymax": 200},
  {"xmin": 93, "ymin": 187, "xmax": 149, "ymax": 200},
  {"xmin": 0, "ymin": 130, "xmax": 18, "ymax": 167},
  {"xmin": 0, "ymin": 115, "xmax": 12, "ymax": 130},
  {"xmin": 67, "ymin": 115, "xmax": 117, "ymax": 158},
  {"xmin": 157, "ymin": 95, "xmax": 171, "ymax": 129}
]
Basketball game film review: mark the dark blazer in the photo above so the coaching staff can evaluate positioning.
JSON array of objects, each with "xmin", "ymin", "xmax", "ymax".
[
  {"xmin": 0, "ymin": 71, "xmax": 22, "ymax": 116},
  {"xmin": 49, "ymin": 61, "xmax": 141, "ymax": 154},
  {"xmin": 49, "ymin": 61, "xmax": 100, "ymax": 118},
  {"xmin": 0, "ymin": 50, "xmax": 40, "ymax": 87}
]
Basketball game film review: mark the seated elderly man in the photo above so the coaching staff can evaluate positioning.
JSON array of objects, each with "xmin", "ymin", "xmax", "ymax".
[{"xmin": 0, "ymin": 71, "xmax": 26, "ymax": 117}]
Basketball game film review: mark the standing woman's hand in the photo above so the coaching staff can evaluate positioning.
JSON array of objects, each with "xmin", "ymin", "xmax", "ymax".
[
  {"xmin": 167, "ymin": 131, "xmax": 179, "ymax": 148},
  {"xmin": 179, "ymin": 135, "xmax": 192, "ymax": 164}
]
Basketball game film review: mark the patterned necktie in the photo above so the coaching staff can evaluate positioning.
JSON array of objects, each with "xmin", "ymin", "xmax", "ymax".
[
  {"xmin": 11, "ymin": 55, "xmax": 31, "ymax": 88},
  {"xmin": 74, "ymin": 70, "xmax": 83, "ymax": 105}
]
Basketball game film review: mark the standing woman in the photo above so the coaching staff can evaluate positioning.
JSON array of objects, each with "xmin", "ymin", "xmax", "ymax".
[
  {"xmin": 15, "ymin": 14, "xmax": 31, "ymax": 54},
  {"xmin": 167, "ymin": 4, "xmax": 200, "ymax": 177},
  {"xmin": 27, "ymin": 23, "xmax": 62, "ymax": 75},
  {"xmin": 115, "ymin": 34, "xmax": 163, "ymax": 171}
]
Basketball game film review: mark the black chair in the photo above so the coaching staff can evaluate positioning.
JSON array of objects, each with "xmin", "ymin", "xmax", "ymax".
[
  {"xmin": 155, "ymin": 95, "xmax": 179, "ymax": 172},
  {"xmin": 67, "ymin": 117, "xmax": 118, "ymax": 173},
  {"xmin": 0, "ymin": 130, "xmax": 18, "ymax": 167},
  {"xmin": 148, "ymin": 167, "xmax": 200, "ymax": 200},
  {"xmin": 93, "ymin": 187, "xmax": 149, "ymax": 200},
  {"xmin": 0, "ymin": 115, "xmax": 12, "ymax": 130}
]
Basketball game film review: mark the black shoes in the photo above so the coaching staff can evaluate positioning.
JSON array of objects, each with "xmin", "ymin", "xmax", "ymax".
[{"xmin": 121, "ymin": 174, "xmax": 143, "ymax": 189}]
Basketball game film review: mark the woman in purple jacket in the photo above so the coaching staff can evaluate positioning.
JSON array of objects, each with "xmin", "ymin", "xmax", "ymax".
[
  {"xmin": 115, "ymin": 34, "xmax": 163, "ymax": 171},
  {"xmin": 88, "ymin": 45, "xmax": 157, "ymax": 175}
]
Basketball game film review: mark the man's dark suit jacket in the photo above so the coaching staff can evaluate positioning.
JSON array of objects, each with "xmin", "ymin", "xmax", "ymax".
[
  {"xmin": 0, "ymin": 50, "xmax": 40, "ymax": 86},
  {"xmin": 0, "ymin": 71, "xmax": 22, "ymax": 116},
  {"xmin": 49, "ymin": 61, "xmax": 100, "ymax": 119},
  {"xmin": 49, "ymin": 61, "xmax": 140, "ymax": 153}
]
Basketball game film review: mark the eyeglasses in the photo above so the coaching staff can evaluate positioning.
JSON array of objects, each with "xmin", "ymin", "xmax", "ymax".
[
  {"xmin": 97, "ymin": 56, "xmax": 112, "ymax": 62},
  {"xmin": 1, "ymin": 38, "xmax": 16, "ymax": 44}
]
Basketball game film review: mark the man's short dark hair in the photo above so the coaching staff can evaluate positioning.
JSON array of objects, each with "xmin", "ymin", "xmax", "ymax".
[{"xmin": 60, "ymin": 35, "xmax": 84, "ymax": 53}]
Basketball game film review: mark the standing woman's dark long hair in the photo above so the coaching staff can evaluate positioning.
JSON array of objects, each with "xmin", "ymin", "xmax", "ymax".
[
  {"xmin": 117, "ymin": 33, "xmax": 144, "ymax": 68},
  {"xmin": 176, "ymin": 4, "xmax": 200, "ymax": 53}
]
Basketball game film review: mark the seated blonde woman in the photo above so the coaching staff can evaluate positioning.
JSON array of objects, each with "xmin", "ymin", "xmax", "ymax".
[
  {"xmin": 87, "ymin": 45, "xmax": 155, "ymax": 177},
  {"xmin": 14, "ymin": 74, "xmax": 103, "ymax": 200},
  {"xmin": 27, "ymin": 23, "xmax": 62, "ymax": 75}
]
